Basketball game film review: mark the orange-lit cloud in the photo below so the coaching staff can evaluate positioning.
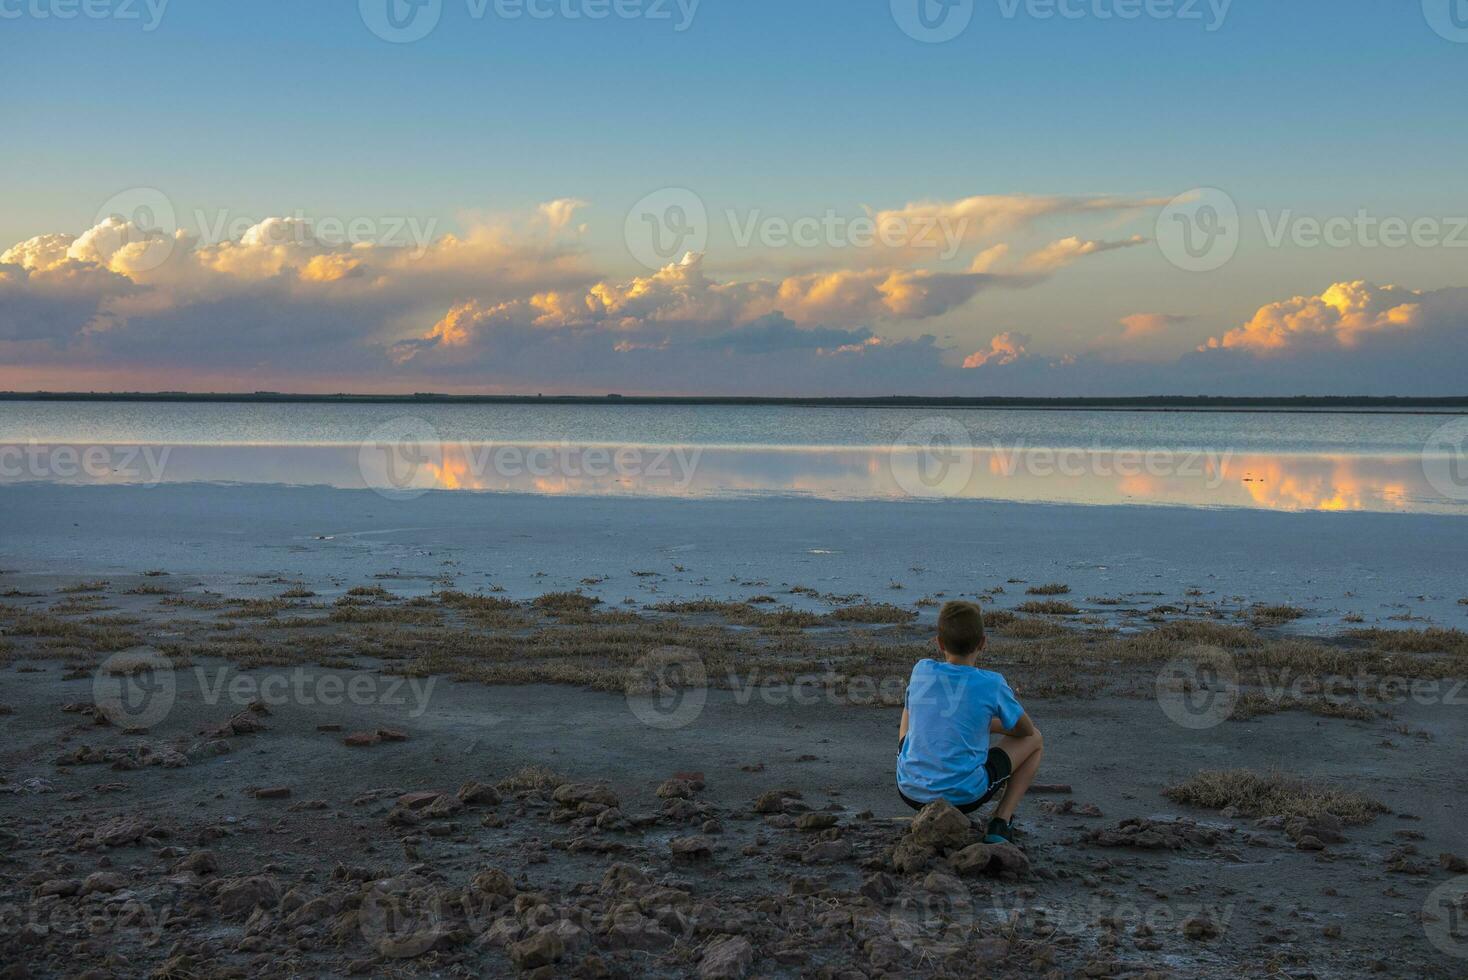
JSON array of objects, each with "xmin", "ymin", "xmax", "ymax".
[
  {"xmin": 962, "ymin": 331, "xmax": 1029, "ymax": 369},
  {"xmin": 1203, "ymin": 281, "xmax": 1423, "ymax": 353}
]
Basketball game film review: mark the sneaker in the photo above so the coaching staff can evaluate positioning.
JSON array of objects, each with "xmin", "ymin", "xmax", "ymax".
[{"xmin": 984, "ymin": 816, "xmax": 1015, "ymax": 845}]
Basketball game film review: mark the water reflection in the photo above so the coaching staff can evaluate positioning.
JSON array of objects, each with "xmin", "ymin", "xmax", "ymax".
[{"xmin": 0, "ymin": 442, "xmax": 1458, "ymax": 515}]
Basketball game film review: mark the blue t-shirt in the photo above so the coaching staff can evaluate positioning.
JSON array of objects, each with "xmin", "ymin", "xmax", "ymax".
[{"xmin": 895, "ymin": 659, "xmax": 1025, "ymax": 805}]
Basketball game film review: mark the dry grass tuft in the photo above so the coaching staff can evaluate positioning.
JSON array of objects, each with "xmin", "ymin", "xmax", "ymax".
[
  {"xmin": 1250, "ymin": 604, "xmax": 1307, "ymax": 625},
  {"xmin": 1345, "ymin": 627, "xmax": 1468, "ymax": 657},
  {"xmin": 533, "ymin": 592, "xmax": 601, "ymax": 615},
  {"xmin": 58, "ymin": 580, "xmax": 109, "ymax": 594},
  {"xmin": 496, "ymin": 766, "xmax": 568, "ymax": 794},
  {"xmin": 1015, "ymin": 600, "xmax": 1079, "ymax": 616},
  {"xmin": 1164, "ymin": 768, "xmax": 1387, "ymax": 824},
  {"xmin": 1025, "ymin": 583, "xmax": 1071, "ymax": 596},
  {"xmin": 828, "ymin": 603, "xmax": 917, "ymax": 624}
]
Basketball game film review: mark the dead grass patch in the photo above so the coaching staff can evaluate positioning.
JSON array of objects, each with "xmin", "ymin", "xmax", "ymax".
[
  {"xmin": 828, "ymin": 603, "xmax": 917, "ymax": 624},
  {"xmin": 1025, "ymin": 583, "xmax": 1071, "ymax": 596},
  {"xmin": 1015, "ymin": 600, "xmax": 1079, "ymax": 616},
  {"xmin": 1345, "ymin": 627, "xmax": 1468, "ymax": 657},
  {"xmin": 1250, "ymin": 604, "xmax": 1307, "ymax": 626},
  {"xmin": 1164, "ymin": 769, "xmax": 1387, "ymax": 824},
  {"xmin": 58, "ymin": 580, "xmax": 109, "ymax": 594}
]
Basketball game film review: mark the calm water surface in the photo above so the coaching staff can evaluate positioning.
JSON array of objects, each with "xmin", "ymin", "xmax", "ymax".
[{"xmin": 1, "ymin": 402, "xmax": 1464, "ymax": 514}]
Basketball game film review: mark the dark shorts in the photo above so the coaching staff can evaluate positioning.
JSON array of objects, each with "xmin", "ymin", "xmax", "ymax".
[{"xmin": 897, "ymin": 745, "xmax": 1013, "ymax": 815}]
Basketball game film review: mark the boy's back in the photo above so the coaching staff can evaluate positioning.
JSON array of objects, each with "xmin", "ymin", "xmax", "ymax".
[{"xmin": 896, "ymin": 658, "xmax": 1024, "ymax": 804}]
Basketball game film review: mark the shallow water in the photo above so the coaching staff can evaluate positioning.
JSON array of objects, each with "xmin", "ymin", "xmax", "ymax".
[{"xmin": 2, "ymin": 401, "xmax": 1465, "ymax": 514}]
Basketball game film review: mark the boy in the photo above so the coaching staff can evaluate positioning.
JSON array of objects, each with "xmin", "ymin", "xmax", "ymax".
[{"xmin": 895, "ymin": 600, "xmax": 1043, "ymax": 845}]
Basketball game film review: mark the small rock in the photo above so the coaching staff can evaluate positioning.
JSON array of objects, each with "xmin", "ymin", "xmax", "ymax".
[
  {"xmin": 794, "ymin": 812, "xmax": 838, "ymax": 831},
  {"xmin": 253, "ymin": 786, "xmax": 291, "ymax": 800},
  {"xmin": 698, "ymin": 935, "xmax": 754, "ymax": 979},
  {"xmin": 1182, "ymin": 915, "xmax": 1220, "ymax": 941},
  {"xmin": 670, "ymin": 835, "xmax": 715, "ymax": 861},
  {"xmin": 509, "ymin": 928, "xmax": 565, "ymax": 969}
]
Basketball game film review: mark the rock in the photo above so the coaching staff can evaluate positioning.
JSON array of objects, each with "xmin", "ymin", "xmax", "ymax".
[
  {"xmin": 859, "ymin": 872, "xmax": 898, "ymax": 902},
  {"xmin": 794, "ymin": 812, "xmax": 838, "ymax": 831},
  {"xmin": 80, "ymin": 872, "xmax": 126, "ymax": 896},
  {"xmin": 253, "ymin": 786, "xmax": 291, "ymax": 800},
  {"xmin": 35, "ymin": 878, "xmax": 81, "ymax": 897},
  {"xmin": 605, "ymin": 911, "xmax": 675, "ymax": 950},
  {"xmin": 909, "ymin": 800, "xmax": 974, "ymax": 851},
  {"xmin": 1295, "ymin": 835, "xmax": 1326, "ymax": 852},
  {"xmin": 397, "ymin": 791, "xmax": 444, "ymax": 810},
  {"xmin": 951, "ymin": 842, "xmax": 1031, "ymax": 877},
  {"xmin": 1084, "ymin": 817, "xmax": 1222, "ymax": 851},
  {"xmin": 423, "ymin": 795, "xmax": 465, "ymax": 819},
  {"xmin": 85, "ymin": 815, "xmax": 155, "ymax": 849},
  {"xmin": 1441, "ymin": 853, "xmax": 1468, "ymax": 873},
  {"xmin": 657, "ymin": 778, "xmax": 697, "ymax": 799},
  {"xmin": 470, "ymin": 868, "xmax": 517, "ymax": 898},
  {"xmin": 458, "ymin": 781, "xmax": 501, "ymax": 805},
  {"xmin": 545, "ymin": 918, "xmax": 590, "ymax": 955},
  {"xmin": 801, "ymin": 840, "xmax": 853, "ymax": 864},
  {"xmin": 378, "ymin": 728, "xmax": 408, "ymax": 741},
  {"xmin": 891, "ymin": 838, "xmax": 936, "ymax": 874},
  {"xmin": 600, "ymin": 863, "xmax": 649, "ymax": 894},
  {"xmin": 1285, "ymin": 813, "xmax": 1345, "ymax": 845},
  {"xmin": 752, "ymin": 789, "xmax": 801, "ymax": 814},
  {"xmin": 552, "ymin": 783, "xmax": 620, "ymax": 808},
  {"xmin": 670, "ymin": 835, "xmax": 715, "ymax": 861},
  {"xmin": 344, "ymin": 732, "xmax": 381, "ymax": 747},
  {"xmin": 698, "ymin": 935, "xmax": 754, "ymax": 979},
  {"xmin": 510, "ymin": 928, "xmax": 565, "ymax": 969},
  {"xmin": 172, "ymin": 850, "xmax": 219, "ymax": 875},
  {"xmin": 216, "ymin": 876, "xmax": 279, "ymax": 918},
  {"xmin": 1182, "ymin": 915, "xmax": 1220, "ymax": 941}
]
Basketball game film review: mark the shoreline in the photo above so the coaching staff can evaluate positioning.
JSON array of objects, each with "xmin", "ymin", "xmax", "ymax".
[{"xmin": 2, "ymin": 482, "xmax": 1464, "ymax": 634}]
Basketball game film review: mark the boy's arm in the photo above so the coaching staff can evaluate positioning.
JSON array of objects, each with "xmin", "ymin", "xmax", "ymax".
[
  {"xmin": 898, "ymin": 707, "xmax": 910, "ymax": 745},
  {"xmin": 1001, "ymin": 712, "xmax": 1037, "ymax": 738}
]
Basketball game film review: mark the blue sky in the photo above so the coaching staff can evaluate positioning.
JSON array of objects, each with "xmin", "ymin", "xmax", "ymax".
[{"xmin": 2, "ymin": 1, "xmax": 1467, "ymax": 394}]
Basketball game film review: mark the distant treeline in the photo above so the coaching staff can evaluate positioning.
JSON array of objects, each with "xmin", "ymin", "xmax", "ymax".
[{"xmin": 2, "ymin": 392, "xmax": 1466, "ymax": 412}]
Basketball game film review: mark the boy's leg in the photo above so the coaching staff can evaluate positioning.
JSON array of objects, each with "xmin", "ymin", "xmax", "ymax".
[{"xmin": 990, "ymin": 730, "xmax": 1043, "ymax": 823}]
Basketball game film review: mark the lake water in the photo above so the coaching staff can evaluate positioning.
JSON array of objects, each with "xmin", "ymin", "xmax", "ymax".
[{"xmin": 2, "ymin": 401, "xmax": 1465, "ymax": 514}]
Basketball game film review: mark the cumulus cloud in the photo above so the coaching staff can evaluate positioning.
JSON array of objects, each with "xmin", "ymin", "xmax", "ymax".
[
  {"xmin": 7, "ymin": 192, "xmax": 1465, "ymax": 396},
  {"xmin": 962, "ymin": 332, "xmax": 1030, "ymax": 369},
  {"xmin": 1202, "ymin": 281, "xmax": 1423, "ymax": 353}
]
